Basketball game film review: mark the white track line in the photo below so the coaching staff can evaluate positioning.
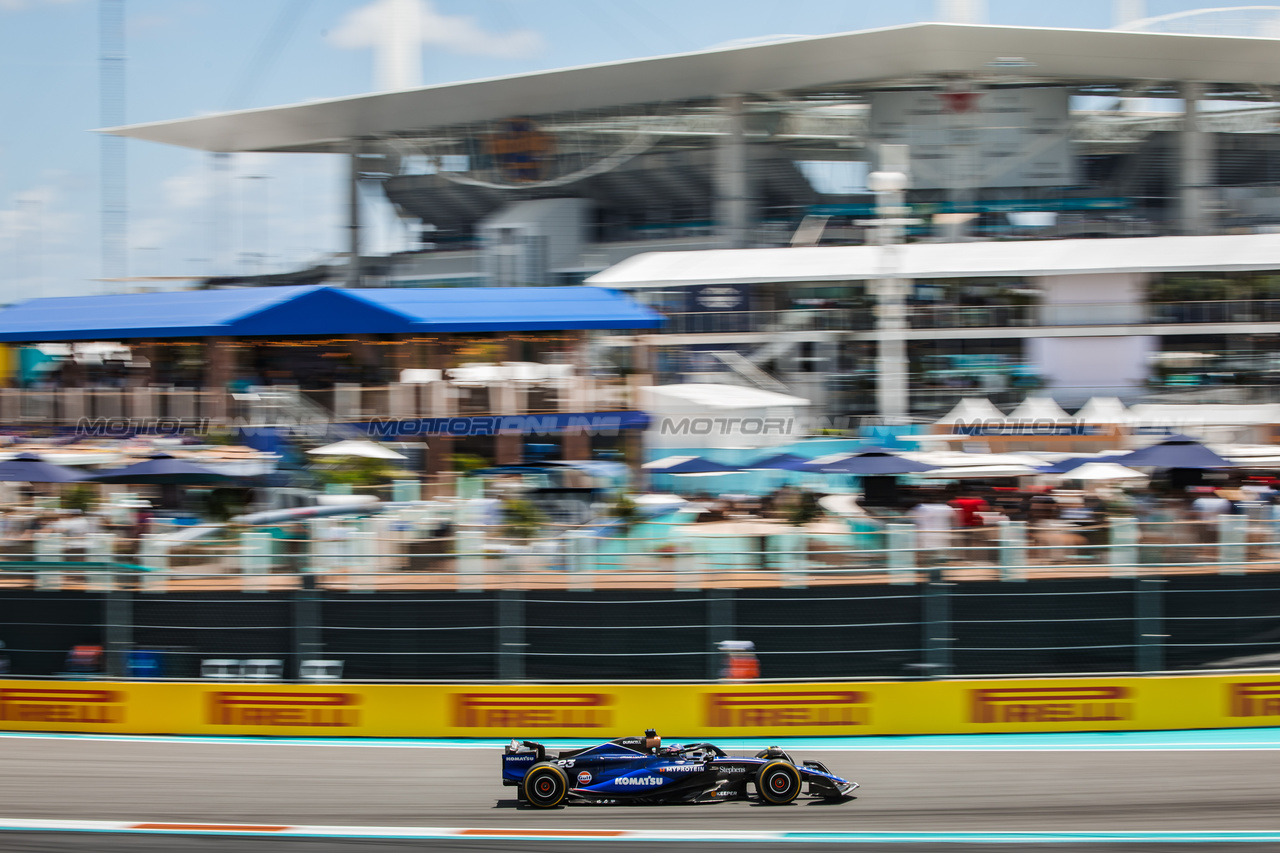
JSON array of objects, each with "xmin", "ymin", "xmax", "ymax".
[{"xmin": 0, "ymin": 819, "xmax": 1278, "ymax": 843}]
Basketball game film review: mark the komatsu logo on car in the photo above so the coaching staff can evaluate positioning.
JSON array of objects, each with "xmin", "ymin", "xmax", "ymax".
[
  {"xmin": 614, "ymin": 776, "xmax": 665, "ymax": 786},
  {"xmin": 970, "ymin": 686, "xmax": 1131, "ymax": 724},
  {"xmin": 706, "ymin": 691, "xmax": 869, "ymax": 727}
]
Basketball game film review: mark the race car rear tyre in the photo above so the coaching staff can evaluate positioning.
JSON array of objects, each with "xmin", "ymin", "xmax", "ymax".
[
  {"xmin": 756, "ymin": 760, "xmax": 801, "ymax": 805},
  {"xmin": 524, "ymin": 763, "xmax": 569, "ymax": 808}
]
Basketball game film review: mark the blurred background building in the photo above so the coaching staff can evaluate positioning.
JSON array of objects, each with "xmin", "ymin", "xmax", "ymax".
[{"xmin": 26, "ymin": 5, "xmax": 1280, "ymax": 431}]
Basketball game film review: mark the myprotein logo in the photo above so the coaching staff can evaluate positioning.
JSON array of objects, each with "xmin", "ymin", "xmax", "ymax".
[
  {"xmin": 207, "ymin": 692, "xmax": 359, "ymax": 727},
  {"xmin": 1227, "ymin": 682, "xmax": 1280, "ymax": 718},
  {"xmin": 0, "ymin": 688, "xmax": 124, "ymax": 724},
  {"xmin": 706, "ymin": 691, "xmax": 869, "ymax": 728},
  {"xmin": 452, "ymin": 693, "xmax": 612, "ymax": 728},
  {"xmin": 971, "ymin": 686, "xmax": 1131, "ymax": 724}
]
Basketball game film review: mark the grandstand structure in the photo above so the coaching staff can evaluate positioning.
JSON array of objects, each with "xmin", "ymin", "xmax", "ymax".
[{"xmin": 106, "ymin": 21, "xmax": 1280, "ymax": 421}]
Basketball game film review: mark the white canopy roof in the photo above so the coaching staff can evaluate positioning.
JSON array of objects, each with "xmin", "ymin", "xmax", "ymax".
[
  {"xmin": 1008, "ymin": 396, "xmax": 1071, "ymax": 421},
  {"xmin": 106, "ymin": 23, "xmax": 1280, "ymax": 153},
  {"xmin": 639, "ymin": 383, "xmax": 811, "ymax": 411},
  {"xmin": 1074, "ymin": 397, "xmax": 1133, "ymax": 423},
  {"xmin": 590, "ymin": 234, "xmax": 1280, "ymax": 288},
  {"xmin": 934, "ymin": 398, "xmax": 1006, "ymax": 425},
  {"xmin": 306, "ymin": 440, "xmax": 407, "ymax": 460},
  {"xmin": 1127, "ymin": 404, "xmax": 1280, "ymax": 426}
]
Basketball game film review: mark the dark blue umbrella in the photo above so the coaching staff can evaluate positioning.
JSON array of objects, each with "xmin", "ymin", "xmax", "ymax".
[
  {"xmin": 802, "ymin": 449, "xmax": 937, "ymax": 475},
  {"xmin": 0, "ymin": 452, "xmax": 89, "ymax": 483},
  {"xmin": 1119, "ymin": 435, "xmax": 1232, "ymax": 469},
  {"xmin": 88, "ymin": 453, "xmax": 239, "ymax": 485},
  {"xmin": 747, "ymin": 453, "xmax": 810, "ymax": 471},
  {"xmin": 641, "ymin": 456, "xmax": 740, "ymax": 475}
]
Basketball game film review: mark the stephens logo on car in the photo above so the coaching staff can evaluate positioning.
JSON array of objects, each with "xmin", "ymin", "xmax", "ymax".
[
  {"xmin": 970, "ymin": 686, "xmax": 1131, "ymax": 724},
  {"xmin": 577, "ymin": 771, "xmax": 592, "ymax": 785},
  {"xmin": 452, "ymin": 693, "xmax": 612, "ymax": 728},
  {"xmin": 706, "ymin": 691, "xmax": 870, "ymax": 728}
]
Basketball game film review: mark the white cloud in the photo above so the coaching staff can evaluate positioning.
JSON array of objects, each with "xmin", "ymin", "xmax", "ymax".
[{"xmin": 329, "ymin": 0, "xmax": 543, "ymax": 60}]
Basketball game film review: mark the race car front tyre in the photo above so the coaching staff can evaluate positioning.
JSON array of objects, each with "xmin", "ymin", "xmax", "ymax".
[
  {"xmin": 756, "ymin": 760, "xmax": 801, "ymax": 805},
  {"xmin": 523, "ymin": 763, "xmax": 569, "ymax": 808}
]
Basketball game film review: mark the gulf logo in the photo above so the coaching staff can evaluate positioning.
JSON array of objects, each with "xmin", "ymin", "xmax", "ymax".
[{"xmin": 577, "ymin": 771, "xmax": 592, "ymax": 785}]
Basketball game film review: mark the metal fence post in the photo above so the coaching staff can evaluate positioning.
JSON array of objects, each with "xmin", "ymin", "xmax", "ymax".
[
  {"xmin": 139, "ymin": 533, "xmax": 169, "ymax": 592},
  {"xmin": 34, "ymin": 530, "xmax": 63, "ymax": 591},
  {"xmin": 104, "ymin": 573, "xmax": 133, "ymax": 678},
  {"xmin": 1109, "ymin": 516, "xmax": 1139, "ymax": 578},
  {"xmin": 497, "ymin": 589, "xmax": 526, "ymax": 682},
  {"xmin": 1218, "ymin": 514, "xmax": 1246, "ymax": 574},
  {"xmin": 998, "ymin": 519, "xmax": 1027, "ymax": 582},
  {"xmin": 293, "ymin": 573, "xmax": 322, "ymax": 680},
  {"xmin": 887, "ymin": 524, "xmax": 916, "ymax": 585},
  {"xmin": 240, "ymin": 530, "xmax": 272, "ymax": 593},
  {"xmin": 566, "ymin": 531, "xmax": 594, "ymax": 592},
  {"xmin": 456, "ymin": 527, "xmax": 486, "ymax": 592},
  {"xmin": 707, "ymin": 588, "xmax": 735, "ymax": 681},
  {"xmin": 1135, "ymin": 577, "xmax": 1166, "ymax": 673},
  {"xmin": 776, "ymin": 531, "xmax": 807, "ymax": 589},
  {"xmin": 921, "ymin": 571, "xmax": 953, "ymax": 678}
]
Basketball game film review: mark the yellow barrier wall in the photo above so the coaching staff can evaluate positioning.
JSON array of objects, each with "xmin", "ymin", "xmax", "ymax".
[{"xmin": 1, "ymin": 676, "xmax": 1278, "ymax": 738}]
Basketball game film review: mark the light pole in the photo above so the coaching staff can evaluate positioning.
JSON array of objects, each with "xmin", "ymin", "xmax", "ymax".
[{"xmin": 865, "ymin": 160, "xmax": 915, "ymax": 424}]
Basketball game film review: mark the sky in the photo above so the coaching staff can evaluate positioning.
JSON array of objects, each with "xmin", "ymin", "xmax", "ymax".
[{"xmin": 0, "ymin": 0, "xmax": 1262, "ymax": 301}]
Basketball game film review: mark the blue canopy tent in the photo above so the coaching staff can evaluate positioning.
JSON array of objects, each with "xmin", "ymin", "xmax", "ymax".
[
  {"xmin": 802, "ymin": 449, "xmax": 937, "ymax": 475},
  {"xmin": 1119, "ymin": 435, "xmax": 1233, "ymax": 469},
  {"xmin": 0, "ymin": 453, "xmax": 89, "ymax": 483}
]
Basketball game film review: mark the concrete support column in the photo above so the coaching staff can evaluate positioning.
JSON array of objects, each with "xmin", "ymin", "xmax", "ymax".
[
  {"xmin": 1180, "ymin": 81, "xmax": 1214, "ymax": 236},
  {"xmin": 715, "ymin": 94, "xmax": 752, "ymax": 249},
  {"xmin": 347, "ymin": 139, "xmax": 363, "ymax": 287},
  {"xmin": 204, "ymin": 337, "xmax": 233, "ymax": 424},
  {"xmin": 869, "ymin": 161, "xmax": 911, "ymax": 424}
]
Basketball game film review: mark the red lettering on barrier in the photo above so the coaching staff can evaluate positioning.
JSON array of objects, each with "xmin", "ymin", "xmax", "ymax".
[
  {"xmin": 970, "ymin": 687, "xmax": 1130, "ymax": 724},
  {"xmin": 207, "ymin": 692, "xmax": 359, "ymax": 727},
  {"xmin": 0, "ymin": 688, "xmax": 124, "ymax": 724},
  {"xmin": 1227, "ymin": 682, "xmax": 1280, "ymax": 718},
  {"xmin": 452, "ymin": 693, "xmax": 612, "ymax": 728},
  {"xmin": 705, "ymin": 692, "xmax": 869, "ymax": 728}
]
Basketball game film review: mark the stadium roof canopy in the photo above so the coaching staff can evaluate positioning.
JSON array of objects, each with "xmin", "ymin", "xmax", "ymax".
[
  {"xmin": 104, "ymin": 22, "xmax": 1280, "ymax": 154},
  {"xmin": 0, "ymin": 286, "xmax": 663, "ymax": 342},
  {"xmin": 587, "ymin": 233, "xmax": 1280, "ymax": 288}
]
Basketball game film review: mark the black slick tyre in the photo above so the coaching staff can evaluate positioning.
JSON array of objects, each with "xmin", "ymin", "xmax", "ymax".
[
  {"xmin": 524, "ymin": 763, "xmax": 569, "ymax": 808},
  {"xmin": 756, "ymin": 760, "xmax": 801, "ymax": 805}
]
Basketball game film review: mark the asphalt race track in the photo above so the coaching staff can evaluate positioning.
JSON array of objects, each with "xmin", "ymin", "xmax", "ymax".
[{"xmin": 0, "ymin": 734, "xmax": 1277, "ymax": 851}]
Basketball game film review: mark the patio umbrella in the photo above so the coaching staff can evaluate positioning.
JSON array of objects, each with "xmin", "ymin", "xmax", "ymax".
[
  {"xmin": 1119, "ymin": 435, "xmax": 1232, "ymax": 469},
  {"xmin": 746, "ymin": 453, "xmax": 810, "ymax": 471},
  {"xmin": 641, "ymin": 455, "xmax": 740, "ymax": 475},
  {"xmin": 0, "ymin": 452, "xmax": 89, "ymax": 483},
  {"xmin": 802, "ymin": 449, "xmax": 937, "ymax": 475},
  {"xmin": 88, "ymin": 453, "xmax": 239, "ymax": 485}
]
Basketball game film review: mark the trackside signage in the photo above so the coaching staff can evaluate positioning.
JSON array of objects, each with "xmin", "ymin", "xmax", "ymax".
[
  {"xmin": 207, "ymin": 692, "xmax": 359, "ymax": 727},
  {"xmin": 1227, "ymin": 682, "xmax": 1280, "ymax": 718},
  {"xmin": 706, "ymin": 691, "xmax": 870, "ymax": 728},
  {"xmin": 452, "ymin": 693, "xmax": 613, "ymax": 729},
  {"xmin": 0, "ymin": 677, "xmax": 1276, "ymax": 737},
  {"xmin": 0, "ymin": 688, "xmax": 124, "ymax": 724},
  {"xmin": 970, "ymin": 686, "xmax": 1131, "ymax": 724}
]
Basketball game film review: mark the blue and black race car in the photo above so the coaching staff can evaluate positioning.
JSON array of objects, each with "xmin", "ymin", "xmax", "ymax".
[{"xmin": 502, "ymin": 729, "xmax": 857, "ymax": 808}]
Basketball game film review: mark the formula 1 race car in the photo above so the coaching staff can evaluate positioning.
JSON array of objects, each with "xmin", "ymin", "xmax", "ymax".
[{"xmin": 502, "ymin": 729, "xmax": 858, "ymax": 808}]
